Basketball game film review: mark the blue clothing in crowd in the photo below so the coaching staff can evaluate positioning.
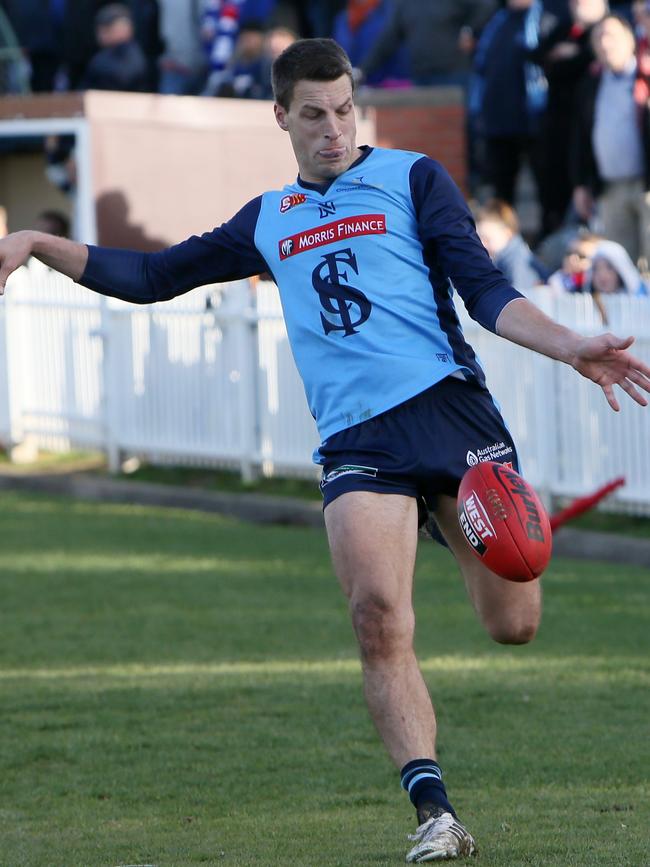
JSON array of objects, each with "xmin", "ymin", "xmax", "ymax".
[
  {"xmin": 471, "ymin": 1, "xmax": 546, "ymax": 136},
  {"xmin": 333, "ymin": 1, "xmax": 409, "ymax": 85}
]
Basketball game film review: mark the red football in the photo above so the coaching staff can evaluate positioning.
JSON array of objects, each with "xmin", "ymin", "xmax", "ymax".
[{"xmin": 457, "ymin": 461, "xmax": 552, "ymax": 582}]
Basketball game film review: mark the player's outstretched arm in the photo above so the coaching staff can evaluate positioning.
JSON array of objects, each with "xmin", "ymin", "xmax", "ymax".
[
  {"xmin": 0, "ymin": 231, "xmax": 88, "ymax": 293},
  {"xmin": 495, "ymin": 297, "xmax": 650, "ymax": 412}
]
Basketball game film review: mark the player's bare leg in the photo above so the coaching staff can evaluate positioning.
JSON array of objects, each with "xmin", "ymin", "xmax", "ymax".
[
  {"xmin": 324, "ymin": 491, "xmax": 476, "ymax": 861},
  {"xmin": 325, "ymin": 491, "xmax": 434, "ymax": 766},
  {"xmin": 433, "ymin": 493, "xmax": 541, "ymax": 644}
]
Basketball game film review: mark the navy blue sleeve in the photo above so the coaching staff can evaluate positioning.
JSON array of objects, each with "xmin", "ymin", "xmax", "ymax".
[
  {"xmin": 409, "ymin": 157, "xmax": 523, "ymax": 332},
  {"xmin": 80, "ymin": 196, "xmax": 267, "ymax": 304}
]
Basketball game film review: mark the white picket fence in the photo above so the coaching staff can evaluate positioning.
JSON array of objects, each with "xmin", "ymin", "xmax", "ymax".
[{"xmin": 1, "ymin": 260, "xmax": 649, "ymax": 514}]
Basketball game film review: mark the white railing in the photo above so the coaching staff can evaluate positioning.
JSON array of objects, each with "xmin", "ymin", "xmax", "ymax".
[{"xmin": 2, "ymin": 261, "xmax": 649, "ymax": 513}]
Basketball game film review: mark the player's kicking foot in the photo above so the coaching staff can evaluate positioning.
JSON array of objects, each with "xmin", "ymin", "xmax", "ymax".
[{"xmin": 405, "ymin": 809, "xmax": 477, "ymax": 862}]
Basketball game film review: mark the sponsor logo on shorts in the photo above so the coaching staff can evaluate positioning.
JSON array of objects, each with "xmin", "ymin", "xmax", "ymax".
[
  {"xmin": 458, "ymin": 490, "xmax": 496, "ymax": 556},
  {"xmin": 321, "ymin": 464, "xmax": 378, "ymax": 486},
  {"xmin": 466, "ymin": 441, "xmax": 513, "ymax": 466},
  {"xmin": 278, "ymin": 214, "xmax": 386, "ymax": 260},
  {"xmin": 279, "ymin": 193, "xmax": 307, "ymax": 213}
]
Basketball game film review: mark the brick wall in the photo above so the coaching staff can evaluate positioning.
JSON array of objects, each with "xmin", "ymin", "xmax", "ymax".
[{"xmin": 357, "ymin": 87, "xmax": 467, "ymax": 193}]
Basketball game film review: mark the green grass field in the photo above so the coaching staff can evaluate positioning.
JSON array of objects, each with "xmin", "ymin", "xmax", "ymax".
[{"xmin": 0, "ymin": 491, "xmax": 648, "ymax": 867}]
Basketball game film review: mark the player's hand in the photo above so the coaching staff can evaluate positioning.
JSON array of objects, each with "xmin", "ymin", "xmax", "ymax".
[
  {"xmin": 0, "ymin": 231, "xmax": 34, "ymax": 294},
  {"xmin": 571, "ymin": 333, "xmax": 650, "ymax": 411}
]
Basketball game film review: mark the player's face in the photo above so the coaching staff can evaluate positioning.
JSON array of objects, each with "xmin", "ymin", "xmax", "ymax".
[{"xmin": 274, "ymin": 75, "xmax": 361, "ymax": 183}]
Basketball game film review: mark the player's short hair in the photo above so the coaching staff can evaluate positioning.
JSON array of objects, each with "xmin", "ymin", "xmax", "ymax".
[{"xmin": 271, "ymin": 38, "xmax": 354, "ymax": 110}]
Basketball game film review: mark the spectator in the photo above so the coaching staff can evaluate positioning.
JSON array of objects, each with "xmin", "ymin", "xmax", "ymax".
[
  {"xmin": 543, "ymin": 0, "xmax": 572, "ymax": 17},
  {"xmin": 359, "ymin": 0, "xmax": 496, "ymax": 87},
  {"xmin": 471, "ymin": 0, "xmax": 547, "ymax": 208},
  {"xmin": 158, "ymin": 0, "xmax": 207, "ymax": 95},
  {"xmin": 306, "ymin": 1, "xmax": 346, "ymax": 39},
  {"xmin": 201, "ymin": 0, "xmax": 245, "ymax": 96},
  {"xmin": 590, "ymin": 239, "xmax": 647, "ymax": 293},
  {"xmin": 475, "ymin": 198, "xmax": 550, "ymax": 292},
  {"xmin": 1, "ymin": 0, "xmax": 62, "ymax": 91},
  {"xmin": 533, "ymin": 0, "xmax": 608, "ymax": 237},
  {"xmin": 44, "ymin": 134, "xmax": 76, "ymax": 194},
  {"xmin": 547, "ymin": 229, "xmax": 603, "ymax": 292},
  {"xmin": 59, "ymin": 0, "xmax": 99, "ymax": 90},
  {"xmin": 33, "ymin": 209, "xmax": 71, "ymax": 238},
  {"xmin": 571, "ymin": 14, "xmax": 650, "ymax": 264},
  {"xmin": 264, "ymin": 24, "xmax": 297, "ymax": 62},
  {"xmin": 590, "ymin": 237, "xmax": 648, "ymax": 322},
  {"xmin": 633, "ymin": 0, "xmax": 650, "ymax": 73},
  {"xmin": 250, "ymin": 25, "xmax": 297, "ymax": 97},
  {"xmin": 333, "ymin": 0, "xmax": 410, "ymax": 86},
  {"xmin": 216, "ymin": 19, "xmax": 267, "ymax": 97},
  {"xmin": 240, "ymin": 0, "xmax": 277, "ymax": 25},
  {"xmin": 127, "ymin": 0, "xmax": 164, "ymax": 92},
  {"xmin": 81, "ymin": 4, "xmax": 149, "ymax": 92},
  {"xmin": 269, "ymin": 0, "xmax": 310, "ymax": 36}
]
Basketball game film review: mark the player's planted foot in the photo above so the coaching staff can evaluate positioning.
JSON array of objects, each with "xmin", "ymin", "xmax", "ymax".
[{"xmin": 405, "ymin": 807, "xmax": 477, "ymax": 862}]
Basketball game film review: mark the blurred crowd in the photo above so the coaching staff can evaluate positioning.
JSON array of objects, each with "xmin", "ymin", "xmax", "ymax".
[{"xmin": 1, "ymin": 0, "xmax": 650, "ymax": 316}]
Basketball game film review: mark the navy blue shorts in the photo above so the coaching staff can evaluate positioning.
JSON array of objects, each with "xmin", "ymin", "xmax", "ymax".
[{"xmin": 317, "ymin": 376, "xmax": 519, "ymax": 540}]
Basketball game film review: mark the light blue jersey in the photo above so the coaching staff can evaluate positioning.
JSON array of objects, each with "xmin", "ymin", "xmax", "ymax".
[
  {"xmin": 255, "ymin": 148, "xmax": 473, "ymax": 439},
  {"xmin": 82, "ymin": 146, "xmax": 522, "ymax": 449}
]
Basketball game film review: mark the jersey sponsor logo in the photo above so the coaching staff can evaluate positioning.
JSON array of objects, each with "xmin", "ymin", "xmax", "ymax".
[
  {"xmin": 312, "ymin": 247, "xmax": 372, "ymax": 336},
  {"xmin": 279, "ymin": 193, "xmax": 307, "ymax": 213},
  {"xmin": 318, "ymin": 201, "xmax": 336, "ymax": 218},
  {"xmin": 278, "ymin": 214, "xmax": 386, "ymax": 260},
  {"xmin": 335, "ymin": 175, "xmax": 384, "ymax": 192},
  {"xmin": 280, "ymin": 238, "xmax": 294, "ymax": 258},
  {"xmin": 321, "ymin": 464, "xmax": 378, "ymax": 486},
  {"xmin": 466, "ymin": 450, "xmax": 479, "ymax": 467}
]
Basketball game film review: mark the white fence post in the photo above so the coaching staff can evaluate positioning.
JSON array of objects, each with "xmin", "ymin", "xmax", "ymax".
[
  {"xmin": 220, "ymin": 281, "xmax": 259, "ymax": 482},
  {"xmin": 99, "ymin": 299, "xmax": 120, "ymax": 473}
]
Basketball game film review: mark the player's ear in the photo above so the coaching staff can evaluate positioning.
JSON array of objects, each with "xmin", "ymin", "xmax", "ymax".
[{"xmin": 274, "ymin": 103, "xmax": 289, "ymax": 131}]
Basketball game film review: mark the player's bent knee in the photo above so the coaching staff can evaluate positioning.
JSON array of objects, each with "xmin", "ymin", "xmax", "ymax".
[
  {"xmin": 485, "ymin": 615, "xmax": 539, "ymax": 645},
  {"xmin": 350, "ymin": 593, "xmax": 415, "ymax": 662}
]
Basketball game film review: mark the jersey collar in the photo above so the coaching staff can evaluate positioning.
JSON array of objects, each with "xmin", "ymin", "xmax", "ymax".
[{"xmin": 296, "ymin": 145, "xmax": 374, "ymax": 194}]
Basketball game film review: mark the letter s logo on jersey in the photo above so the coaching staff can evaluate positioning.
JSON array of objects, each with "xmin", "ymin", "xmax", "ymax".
[{"xmin": 312, "ymin": 248, "xmax": 372, "ymax": 336}]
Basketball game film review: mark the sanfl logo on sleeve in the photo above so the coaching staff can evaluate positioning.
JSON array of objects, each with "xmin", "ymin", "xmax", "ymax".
[{"xmin": 279, "ymin": 193, "xmax": 307, "ymax": 213}]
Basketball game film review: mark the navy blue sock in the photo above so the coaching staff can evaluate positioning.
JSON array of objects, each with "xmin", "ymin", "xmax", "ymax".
[{"xmin": 400, "ymin": 758, "xmax": 457, "ymax": 822}]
